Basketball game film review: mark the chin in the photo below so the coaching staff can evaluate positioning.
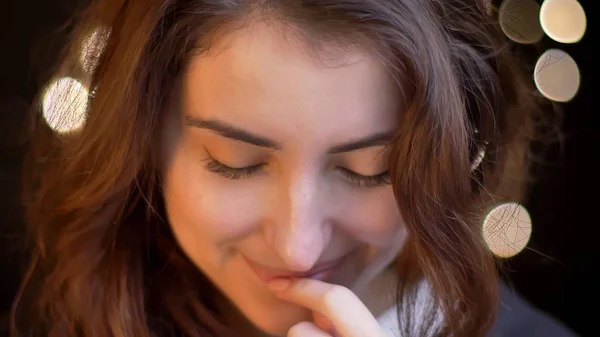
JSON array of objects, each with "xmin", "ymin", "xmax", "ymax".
[{"xmin": 239, "ymin": 299, "xmax": 312, "ymax": 336}]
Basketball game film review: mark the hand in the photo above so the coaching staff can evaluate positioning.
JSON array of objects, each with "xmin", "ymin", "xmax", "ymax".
[{"xmin": 268, "ymin": 278, "xmax": 386, "ymax": 337}]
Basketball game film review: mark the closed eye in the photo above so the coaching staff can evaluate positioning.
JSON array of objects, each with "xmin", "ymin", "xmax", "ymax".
[
  {"xmin": 203, "ymin": 157, "xmax": 264, "ymax": 180},
  {"xmin": 337, "ymin": 167, "xmax": 390, "ymax": 188},
  {"xmin": 203, "ymin": 154, "xmax": 390, "ymax": 188}
]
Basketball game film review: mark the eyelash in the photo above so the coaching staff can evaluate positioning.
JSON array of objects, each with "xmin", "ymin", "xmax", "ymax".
[
  {"xmin": 337, "ymin": 168, "xmax": 391, "ymax": 188},
  {"xmin": 203, "ymin": 157, "xmax": 391, "ymax": 188},
  {"xmin": 204, "ymin": 158, "xmax": 263, "ymax": 180}
]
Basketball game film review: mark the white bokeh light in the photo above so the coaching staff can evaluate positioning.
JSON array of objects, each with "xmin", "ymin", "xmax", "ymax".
[
  {"xmin": 470, "ymin": 145, "xmax": 487, "ymax": 172},
  {"xmin": 499, "ymin": 0, "xmax": 544, "ymax": 44},
  {"xmin": 540, "ymin": 0, "xmax": 586, "ymax": 44},
  {"xmin": 42, "ymin": 77, "xmax": 89, "ymax": 134},
  {"xmin": 534, "ymin": 48, "xmax": 580, "ymax": 103},
  {"xmin": 80, "ymin": 27, "xmax": 110, "ymax": 73},
  {"xmin": 483, "ymin": 202, "xmax": 532, "ymax": 258}
]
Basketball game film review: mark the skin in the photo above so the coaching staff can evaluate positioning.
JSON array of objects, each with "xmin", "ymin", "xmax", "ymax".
[{"xmin": 162, "ymin": 23, "xmax": 405, "ymax": 336}]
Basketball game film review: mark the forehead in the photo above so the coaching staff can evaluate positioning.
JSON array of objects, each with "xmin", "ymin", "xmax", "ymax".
[{"xmin": 182, "ymin": 23, "xmax": 401, "ymax": 146}]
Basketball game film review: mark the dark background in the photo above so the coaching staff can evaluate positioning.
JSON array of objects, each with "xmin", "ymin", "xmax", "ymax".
[{"xmin": 0, "ymin": 0, "xmax": 597, "ymax": 336}]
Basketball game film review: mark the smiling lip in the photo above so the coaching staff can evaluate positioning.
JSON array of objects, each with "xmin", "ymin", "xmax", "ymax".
[{"xmin": 245, "ymin": 255, "xmax": 348, "ymax": 283}]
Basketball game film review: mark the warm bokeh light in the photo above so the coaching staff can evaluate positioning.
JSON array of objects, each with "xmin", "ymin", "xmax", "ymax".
[
  {"xmin": 470, "ymin": 145, "xmax": 486, "ymax": 172},
  {"xmin": 484, "ymin": 0, "xmax": 493, "ymax": 16},
  {"xmin": 42, "ymin": 77, "xmax": 89, "ymax": 134},
  {"xmin": 483, "ymin": 202, "xmax": 532, "ymax": 258},
  {"xmin": 499, "ymin": 0, "xmax": 544, "ymax": 44},
  {"xmin": 534, "ymin": 48, "xmax": 580, "ymax": 102},
  {"xmin": 540, "ymin": 0, "xmax": 586, "ymax": 44},
  {"xmin": 80, "ymin": 27, "xmax": 110, "ymax": 73}
]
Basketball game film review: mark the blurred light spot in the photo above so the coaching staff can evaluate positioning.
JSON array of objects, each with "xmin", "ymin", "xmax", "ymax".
[
  {"xmin": 90, "ymin": 86, "xmax": 98, "ymax": 99},
  {"xmin": 483, "ymin": 0, "xmax": 493, "ymax": 16},
  {"xmin": 499, "ymin": 0, "xmax": 544, "ymax": 44},
  {"xmin": 540, "ymin": 0, "xmax": 586, "ymax": 43},
  {"xmin": 42, "ymin": 77, "xmax": 89, "ymax": 134},
  {"xmin": 80, "ymin": 27, "xmax": 110, "ymax": 73},
  {"xmin": 483, "ymin": 202, "xmax": 532, "ymax": 258},
  {"xmin": 534, "ymin": 49, "xmax": 580, "ymax": 102},
  {"xmin": 470, "ymin": 145, "xmax": 487, "ymax": 172}
]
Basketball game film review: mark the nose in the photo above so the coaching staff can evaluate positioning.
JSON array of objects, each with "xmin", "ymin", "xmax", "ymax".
[{"xmin": 269, "ymin": 171, "xmax": 330, "ymax": 272}]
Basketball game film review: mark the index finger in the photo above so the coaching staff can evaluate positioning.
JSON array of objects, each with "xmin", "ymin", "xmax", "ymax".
[{"xmin": 268, "ymin": 278, "xmax": 385, "ymax": 337}]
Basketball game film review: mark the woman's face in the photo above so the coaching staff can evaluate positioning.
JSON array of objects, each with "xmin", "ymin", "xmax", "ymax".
[{"xmin": 162, "ymin": 23, "xmax": 405, "ymax": 335}]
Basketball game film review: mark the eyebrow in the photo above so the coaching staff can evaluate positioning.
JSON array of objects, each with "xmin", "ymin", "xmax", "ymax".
[
  {"xmin": 185, "ymin": 116, "xmax": 393, "ymax": 154},
  {"xmin": 185, "ymin": 116, "xmax": 281, "ymax": 149}
]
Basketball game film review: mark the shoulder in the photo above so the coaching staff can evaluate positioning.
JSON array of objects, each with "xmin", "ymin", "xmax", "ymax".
[
  {"xmin": 487, "ymin": 282, "xmax": 579, "ymax": 337},
  {"xmin": 366, "ymin": 275, "xmax": 579, "ymax": 337}
]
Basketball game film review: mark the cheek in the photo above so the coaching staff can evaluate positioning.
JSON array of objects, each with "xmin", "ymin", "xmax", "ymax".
[
  {"xmin": 334, "ymin": 187, "xmax": 405, "ymax": 293},
  {"xmin": 162, "ymin": 147, "xmax": 266, "ymax": 255},
  {"xmin": 336, "ymin": 187, "xmax": 404, "ymax": 246}
]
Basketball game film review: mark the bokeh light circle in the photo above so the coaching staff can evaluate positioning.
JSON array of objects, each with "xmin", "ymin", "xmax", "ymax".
[
  {"xmin": 483, "ymin": 202, "xmax": 532, "ymax": 258},
  {"xmin": 483, "ymin": 0, "xmax": 493, "ymax": 16},
  {"xmin": 499, "ymin": 0, "xmax": 544, "ymax": 44},
  {"xmin": 42, "ymin": 77, "xmax": 89, "ymax": 134},
  {"xmin": 470, "ymin": 145, "xmax": 486, "ymax": 172},
  {"xmin": 540, "ymin": 0, "xmax": 586, "ymax": 44},
  {"xmin": 534, "ymin": 48, "xmax": 580, "ymax": 102},
  {"xmin": 80, "ymin": 27, "xmax": 111, "ymax": 73}
]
